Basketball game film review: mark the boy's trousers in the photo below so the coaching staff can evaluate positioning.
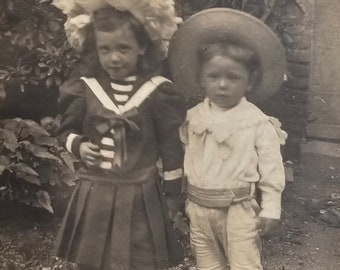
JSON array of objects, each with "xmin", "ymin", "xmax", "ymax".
[{"xmin": 186, "ymin": 199, "xmax": 263, "ymax": 270}]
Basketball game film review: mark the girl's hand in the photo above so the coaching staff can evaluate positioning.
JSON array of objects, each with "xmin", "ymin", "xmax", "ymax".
[
  {"xmin": 166, "ymin": 195, "xmax": 181, "ymax": 222},
  {"xmin": 258, "ymin": 217, "xmax": 280, "ymax": 238},
  {"xmin": 79, "ymin": 142, "xmax": 102, "ymax": 168}
]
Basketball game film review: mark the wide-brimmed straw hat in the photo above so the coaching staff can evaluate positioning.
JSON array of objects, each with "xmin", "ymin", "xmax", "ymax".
[{"xmin": 168, "ymin": 8, "xmax": 286, "ymax": 104}]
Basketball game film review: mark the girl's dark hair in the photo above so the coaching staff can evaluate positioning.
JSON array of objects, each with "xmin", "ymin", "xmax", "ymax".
[
  {"xmin": 75, "ymin": 7, "xmax": 160, "ymax": 78},
  {"xmin": 197, "ymin": 41, "xmax": 262, "ymax": 89}
]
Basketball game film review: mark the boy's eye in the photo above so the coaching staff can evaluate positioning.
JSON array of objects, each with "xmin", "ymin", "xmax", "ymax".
[{"xmin": 207, "ymin": 73, "xmax": 219, "ymax": 79}]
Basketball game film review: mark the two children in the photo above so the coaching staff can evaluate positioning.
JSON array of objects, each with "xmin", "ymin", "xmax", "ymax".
[
  {"xmin": 55, "ymin": 1, "xmax": 287, "ymax": 269},
  {"xmin": 53, "ymin": 1, "xmax": 184, "ymax": 270},
  {"xmin": 169, "ymin": 8, "xmax": 287, "ymax": 270}
]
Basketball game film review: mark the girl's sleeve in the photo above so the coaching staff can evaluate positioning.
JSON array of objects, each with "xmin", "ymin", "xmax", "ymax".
[
  {"xmin": 255, "ymin": 119, "xmax": 287, "ymax": 219},
  {"xmin": 57, "ymin": 78, "xmax": 88, "ymax": 158},
  {"xmin": 152, "ymin": 81, "xmax": 186, "ymax": 195}
]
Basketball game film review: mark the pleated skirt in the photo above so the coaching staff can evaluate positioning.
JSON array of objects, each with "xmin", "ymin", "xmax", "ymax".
[{"xmin": 54, "ymin": 174, "xmax": 183, "ymax": 270}]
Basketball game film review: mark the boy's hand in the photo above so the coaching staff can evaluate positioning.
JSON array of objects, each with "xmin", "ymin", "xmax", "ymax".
[
  {"xmin": 79, "ymin": 142, "xmax": 102, "ymax": 168},
  {"xmin": 166, "ymin": 195, "xmax": 181, "ymax": 222},
  {"xmin": 258, "ymin": 217, "xmax": 280, "ymax": 238}
]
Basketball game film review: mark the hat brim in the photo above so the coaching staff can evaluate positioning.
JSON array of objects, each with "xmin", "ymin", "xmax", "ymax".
[{"xmin": 168, "ymin": 8, "xmax": 286, "ymax": 104}]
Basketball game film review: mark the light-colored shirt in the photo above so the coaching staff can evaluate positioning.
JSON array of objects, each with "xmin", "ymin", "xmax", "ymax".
[{"xmin": 180, "ymin": 97, "xmax": 287, "ymax": 219}]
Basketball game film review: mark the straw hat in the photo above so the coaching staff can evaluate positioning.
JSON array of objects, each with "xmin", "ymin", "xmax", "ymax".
[{"xmin": 168, "ymin": 8, "xmax": 286, "ymax": 104}]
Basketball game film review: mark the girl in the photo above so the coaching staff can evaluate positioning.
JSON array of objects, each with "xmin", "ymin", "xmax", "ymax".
[
  {"xmin": 168, "ymin": 8, "xmax": 287, "ymax": 270},
  {"xmin": 52, "ymin": 1, "xmax": 185, "ymax": 270}
]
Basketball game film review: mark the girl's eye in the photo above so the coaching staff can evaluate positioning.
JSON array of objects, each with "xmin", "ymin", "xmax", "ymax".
[
  {"xmin": 99, "ymin": 47, "xmax": 109, "ymax": 54},
  {"xmin": 119, "ymin": 45, "xmax": 131, "ymax": 54},
  {"xmin": 227, "ymin": 73, "xmax": 241, "ymax": 81}
]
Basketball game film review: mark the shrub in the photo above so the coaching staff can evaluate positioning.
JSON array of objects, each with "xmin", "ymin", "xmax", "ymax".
[
  {"xmin": 0, "ymin": 117, "xmax": 78, "ymax": 213},
  {"xmin": 0, "ymin": 0, "xmax": 78, "ymax": 88}
]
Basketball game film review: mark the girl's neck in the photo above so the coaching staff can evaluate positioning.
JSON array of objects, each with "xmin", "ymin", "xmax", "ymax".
[{"xmin": 110, "ymin": 75, "xmax": 137, "ymax": 83}]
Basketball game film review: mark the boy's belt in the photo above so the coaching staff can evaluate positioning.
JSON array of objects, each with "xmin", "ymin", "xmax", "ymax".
[{"xmin": 187, "ymin": 182, "xmax": 251, "ymax": 208}]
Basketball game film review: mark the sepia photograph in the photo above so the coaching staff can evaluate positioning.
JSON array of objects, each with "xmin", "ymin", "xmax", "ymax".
[{"xmin": 0, "ymin": 0, "xmax": 339, "ymax": 269}]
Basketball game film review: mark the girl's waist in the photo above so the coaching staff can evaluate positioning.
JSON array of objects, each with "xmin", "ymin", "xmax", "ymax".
[{"xmin": 78, "ymin": 165, "xmax": 158, "ymax": 184}]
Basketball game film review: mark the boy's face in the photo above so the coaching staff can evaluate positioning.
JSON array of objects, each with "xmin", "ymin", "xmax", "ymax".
[
  {"xmin": 200, "ymin": 55, "xmax": 252, "ymax": 109},
  {"xmin": 95, "ymin": 25, "xmax": 145, "ymax": 80}
]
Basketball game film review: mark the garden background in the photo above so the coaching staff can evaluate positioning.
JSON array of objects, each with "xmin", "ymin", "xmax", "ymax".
[{"xmin": 0, "ymin": 1, "xmax": 339, "ymax": 269}]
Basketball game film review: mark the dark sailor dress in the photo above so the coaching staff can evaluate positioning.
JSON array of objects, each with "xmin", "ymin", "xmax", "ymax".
[{"xmin": 54, "ymin": 71, "xmax": 185, "ymax": 270}]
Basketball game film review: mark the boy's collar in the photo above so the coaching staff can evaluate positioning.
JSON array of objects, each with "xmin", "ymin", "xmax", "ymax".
[{"xmin": 206, "ymin": 97, "xmax": 247, "ymax": 112}]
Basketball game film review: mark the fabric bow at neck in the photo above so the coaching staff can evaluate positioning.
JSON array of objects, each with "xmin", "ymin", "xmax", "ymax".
[{"xmin": 92, "ymin": 108, "xmax": 140, "ymax": 168}]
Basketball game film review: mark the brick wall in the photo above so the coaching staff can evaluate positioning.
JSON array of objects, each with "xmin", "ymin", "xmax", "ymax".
[{"xmin": 252, "ymin": 0, "xmax": 313, "ymax": 161}]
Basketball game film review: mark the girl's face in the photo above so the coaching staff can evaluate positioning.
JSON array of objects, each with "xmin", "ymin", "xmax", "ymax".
[
  {"xmin": 95, "ymin": 25, "xmax": 145, "ymax": 80},
  {"xmin": 200, "ymin": 54, "xmax": 252, "ymax": 109}
]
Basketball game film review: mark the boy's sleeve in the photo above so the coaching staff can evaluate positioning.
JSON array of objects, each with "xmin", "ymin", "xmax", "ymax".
[
  {"xmin": 152, "ymin": 81, "xmax": 186, "ymax": 195},
  {"xmin": 255, "ymin": 120, "xmax": 286, "ymax": 219},
  {"xmin": 57, "ymin": 78, "xmax": 88, "ymax": 158}
]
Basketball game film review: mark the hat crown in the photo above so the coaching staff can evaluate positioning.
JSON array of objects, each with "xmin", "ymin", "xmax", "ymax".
[
  {"xmin": 168, "ymin": 8, "xmax": 286, "ymax": 104},
  {"xmin": 53, "ymin": 0, "xmax": 180, "ymax": 57}
]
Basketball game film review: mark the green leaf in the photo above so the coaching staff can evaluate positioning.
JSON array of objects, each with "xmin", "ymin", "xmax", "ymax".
[
  {"xmin": 20, "ymin": 141, "xmax": 61, "ymax": 163},
  {"xmin": 60, "ymin": 168, "xmax": 78, "ymax": 186},
  {"xmin": 0, "ymin": 128, "xmax": 18, "ymax": 152},
  {"xmin": 59, "ymin": 151, "xmax": 75, "ymax": 172},
  {"xmin": 0, "ymin": 155, "xmax": 10, "ymax": 174},
  {"xmin": 4, "ymin": 118, "xmax": 50, "ymax": 140},
  {"xmin": 54, "ymin": 75, "xmax": 62, "ymax": 86},
  {"xmin": 38, "ymin": 62, "xmax": 48, "ymax": 68},
  {"xmin": 34, "ymin": 190, "xmax": 54, "ymax": 213},
  {"xmin": 19, "ymin": 65, "xmax": 32, "ymax": 75},
  {"xmin": 7, "ymin": 162, "xmax": 40, "ymax": 186},
  {"xmin": 33, "ymin": 134, "xmax": 58, "ymax": 147},
  {"xmin": 3, "ymin": 118, "xmax": 24, "ymax": 137},
  {"xmin": 0, "ymin": 70, "xmax": 9, "ymax": 80},
  {"xmin": 3, "ymin": 118, "xmax": 51, "ymax": 139},
  {"xmin": 37, "ymin": 160, "xmax": 60, "ymax": 185},
  {"xmin": 48, "ymin": 21, "xmax": 60, "ymax": 32},
  {"xmin": 24, "ymin": 119, "xmax": 50, "ymax": 136},
  {"xmin": 46, "ymin": 76, "xmax": 53, "ymax": 88}
]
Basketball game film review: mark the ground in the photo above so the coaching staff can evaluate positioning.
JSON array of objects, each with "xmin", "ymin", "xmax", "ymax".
[{"xmin": 0, "ymin": 164, "xmax": 339, "ymax": 270}]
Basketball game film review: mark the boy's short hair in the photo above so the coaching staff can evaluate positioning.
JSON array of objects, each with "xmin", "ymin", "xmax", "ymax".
[{"xmin": 197, "ymin": 42, "xmax": 262, "ymax": 89}]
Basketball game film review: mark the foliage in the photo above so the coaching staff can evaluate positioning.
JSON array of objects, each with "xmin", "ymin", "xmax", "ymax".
[
  {"xmin": 175, "ymin": 0, "xmax": 276, "ymax": 19},
  {"xmin": 0, "ymin": 117, "xmax": 78, "ymax": 213},
  {"xmin": 0, "ymin": 0, "xmax": 78, "ymax": 88},
  {"xmin": 0, "ymin": 0, "xmax": 291, "ymax": 214},
  {"xmin": 0, "ymin": 0, "xmax": 282, "ymax": 90}
]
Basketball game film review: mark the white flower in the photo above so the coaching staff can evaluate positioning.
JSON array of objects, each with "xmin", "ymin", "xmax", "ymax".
[
  {"xmin": 69, "ymin": 14, "xmax": 91, "ymax": 29},
  {"xmin": 76, "ymin": 0, "xmax": 108, "ymax": 13},
  {"xmin": 54, "ymin": 0, "xmax": 180, "ymax": 57},
  {"xmin": 52, "ymin": 0, "xmax": 77, "ymax": 14}
]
